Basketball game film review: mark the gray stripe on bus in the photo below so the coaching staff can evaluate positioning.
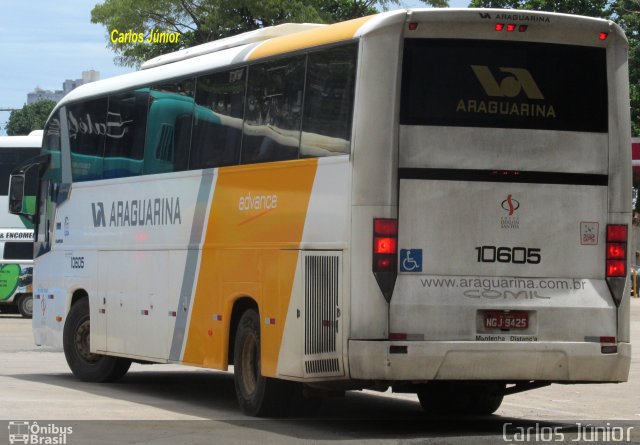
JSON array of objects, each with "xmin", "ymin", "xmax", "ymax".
[
  {"xmin": 169, "ymin": 171, "xmax": 214, "ymax": 361},
  {"xmin": 232, "ymin": 42, "xmax": 261, "ymax": 65}
]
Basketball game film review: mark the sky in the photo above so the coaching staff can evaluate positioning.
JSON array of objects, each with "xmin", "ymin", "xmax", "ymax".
[{"xmin": 0, "ymin": 0, "xmax": 469, "ymax": 135}]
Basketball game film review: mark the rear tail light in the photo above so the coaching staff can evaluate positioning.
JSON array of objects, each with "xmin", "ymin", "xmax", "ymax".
[
  {"xmin": 607, "ymin": 243, "xmax": 626, "ymax": 259},
  {"xmin": 599, "ymin": 32, "xmax": 608, "ymax": 40},
  {"xmin": 607, "ymin": 224, "xmax": 627, "ymax": 242},
  {"xmin": 606, "ymin": 224, "xmax": 628, "ymax": 306},
  {"xmin": 495, "ymin": 23, "xmax": 528, "ymax": 32},
  {"xmin": 373, "ymin": 218, "xmax": 397, "ymax": 272},
  {"xmin": 373, "ymin": 218, "xmax": 398, "ymax": 301},
  {"xmin": 607, "ymin": 260, "xmax": 626, "ymax": 277},
  {"xmin": 606, "ymin": 224, "xmax": 628, "ymax": 278}
]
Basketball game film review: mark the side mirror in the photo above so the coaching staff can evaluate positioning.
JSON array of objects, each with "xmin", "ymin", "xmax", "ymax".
[
  {"xmin": 8, "ymin": 174, "xmax": 26, "ymax": 215},
  {"xmin": 8, "ymin": 153, "xmax": 49, "ymax": 218}
]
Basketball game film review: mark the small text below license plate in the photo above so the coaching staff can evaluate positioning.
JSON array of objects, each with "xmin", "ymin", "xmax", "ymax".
[{"xmin": 483, "ymin": 311, "xmax": 529, "ymax": 330}]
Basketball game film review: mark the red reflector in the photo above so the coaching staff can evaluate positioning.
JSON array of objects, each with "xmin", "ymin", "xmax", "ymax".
[
  {"xmin": 408, "ymin": 22, "xmax": 418, "ymax": 31},
  {"xmin": 495, "ymin": 23, "xmax": 505, "ymax": 31},
  {"xmin": 376, "ymin": 257, "xmax": 393, "ymax": 269},
  {"xmin": 599, "ymin": 32, "xmax": 608, "ymax": 40},
  {"xmin": 607, "ymin": 243, "xmax": 626, "ymax": 259},
  {"xmin": 606, "ymin": 260, "xmax": 626, "ymax": 277},
  {"xmin": 607, "ymin": 224, "xmax": 628, "ymax": 242},
  {"xmin": 600, "ymin": 336, "xmax": 616, "ymax": 344},
  {"xmin": 518, "ymin": 25, "xmax": 528, "ymax": 32},
  {"xmin": 374, "ymin": 237, "xmax": 397, "ymax": 254},
  {"xmin": 374, "ymin": 218, "xmax": 398, "ymax": 236},
  {"xmin": 506, "ymin": 23, "xmax": 516, "ymax": 32},
  {"xmin": 389, "ymin": 333, "xmax": 407, "ymax": 340}
]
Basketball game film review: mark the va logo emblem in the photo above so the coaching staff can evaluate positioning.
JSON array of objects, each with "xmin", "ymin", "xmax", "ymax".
[
  {"xmin": 471, "ymin": 65, "xmax": 544, "ymax": 100},
  {"xmin": 91, "ymin": 202, "xmax": 106, "ymax": 227}
]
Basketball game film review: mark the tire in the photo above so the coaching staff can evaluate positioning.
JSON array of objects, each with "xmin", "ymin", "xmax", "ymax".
[
  {"xmin": 63, "ymin": 298, "xmax": 131, "ymax": 383},
  {"xmin": 17, "ymin": 294, "xmax": 33, "ymax": 319},
  {"xmin": 417, "ymin": 382, "xmax": 505, "ymax": 416},
  {"xmin": 233, "ymin": 309, "xmax": 293, "ymax": 417}
]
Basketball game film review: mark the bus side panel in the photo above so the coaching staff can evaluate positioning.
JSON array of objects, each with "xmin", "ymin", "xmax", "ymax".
[
  {"xmin": 349, "ymin": 20, "xmax": 403, "ymax": 340},
  {"xmin": 277, "ymin": 157, "xmax": 351, "ymax": 379},
  {"xmin": 608, "ymin": 31, "xmax": 633, "ymax": 344},
  {"xmin": 35, "ymin": 171, "xmax": 208, "ymax": 358}
]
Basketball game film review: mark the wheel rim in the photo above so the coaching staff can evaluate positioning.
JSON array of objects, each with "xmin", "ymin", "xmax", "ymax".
[
  {"xmin": 23, "ymin": 297, "xmax": 33, "ymax": 315},
  {"xmin": 240, "ymin": 332, "xmax": 259, "ymax": 395},
  {"xmin": 75, "ymin": 317, "xmax": 99, "ymax": 363}
]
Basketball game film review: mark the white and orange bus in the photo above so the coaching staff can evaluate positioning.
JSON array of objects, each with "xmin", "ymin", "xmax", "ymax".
[{"xmin": 9, "ymin": 9, "xmax": 631, "ymax": 416}]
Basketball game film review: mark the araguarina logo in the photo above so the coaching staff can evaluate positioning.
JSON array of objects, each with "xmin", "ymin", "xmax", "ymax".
[{"xmin": 471, "ymin": 65, "xmax": 544, "ymax": 100}]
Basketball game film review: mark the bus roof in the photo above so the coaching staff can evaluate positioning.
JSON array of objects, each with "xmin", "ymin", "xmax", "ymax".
[
  {"xmin": 0, "ymin": 131, "xmax": 43, "ymax": 148},
  {"xmin": 55, "ymin": 8, "xmax": 619, "ymax": 111},
  {"xmin": 141, "ymin": 23, "xmax": 327, "ymax": 70}
]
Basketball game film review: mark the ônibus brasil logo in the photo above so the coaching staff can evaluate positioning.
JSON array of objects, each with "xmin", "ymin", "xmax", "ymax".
[{"xmin": 8, "ymin": 421, "xmax": 73, "ymax": 444}]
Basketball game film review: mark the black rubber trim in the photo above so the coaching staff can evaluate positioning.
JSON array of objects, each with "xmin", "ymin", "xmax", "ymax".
[{"xmin": 398, "ymin": 168, "xmax": 608, "ymax": 186}]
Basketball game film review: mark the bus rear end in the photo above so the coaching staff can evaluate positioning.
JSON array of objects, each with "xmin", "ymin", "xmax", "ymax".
[{"xmin": 354, "ymin": 10, "xmax": 631, "ymax": 395}]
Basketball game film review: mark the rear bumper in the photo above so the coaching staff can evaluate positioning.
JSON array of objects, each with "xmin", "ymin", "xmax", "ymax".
[{"xmin": 348, "ymin": 340, "xmax": 631, "ymax": 382}]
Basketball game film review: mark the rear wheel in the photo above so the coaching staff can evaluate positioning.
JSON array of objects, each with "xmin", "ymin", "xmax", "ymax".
[
  {"xmin": 63, "ymin": 298, "xmax": 131, "ymax": 382},
  {"xmin": 417, "ymin": 382, "xmax": 505, "ymax": 416},
  {"xmin": 233, "ymin": 308, "xmax": 293, "ymax": 417},
  {"xmin": 17, "ymin": 294, "xmax": 33, "ymax": 319}
]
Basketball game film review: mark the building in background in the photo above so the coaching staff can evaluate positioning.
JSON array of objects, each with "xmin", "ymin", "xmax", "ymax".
[{"xmin": 27, "ymin": 70, "xmax": 100, "ymax": 104}]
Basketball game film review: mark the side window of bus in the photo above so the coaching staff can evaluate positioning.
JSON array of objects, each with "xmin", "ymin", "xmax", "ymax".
[
  {"xmin": 191, "ymin": 68, "xmax": 245, "ymax": 169},
  {"xmin": 241, "ymin": 55, "xmax": 305, "ymax": 164},
  {"xmin": 42, "ymin": 111, "xmax": 62, "ymax": 184},
  {"xmin": 3, "ymin": 242, "xmax": 33, "ymax": 260},
  {"xmin": 301, "ymin": 44, "xmax": 357, "ymax": 157},
  {"xmin": 145, "ymin": 80, "xmax": 194, "ymax": 175},
  {"xmin": 67, "ymin": 98, "xmax": 108, "ymax": 181},
  {"xmin": 103, "ymin": 89, "xmax": 149, "ymax": 179}
]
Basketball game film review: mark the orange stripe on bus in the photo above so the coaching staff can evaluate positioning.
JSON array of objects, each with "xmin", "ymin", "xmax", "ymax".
[
  {"xmin": 182, "ymin": 159, "xmax": 318, "ymax": 376},
  {"xmin": 248, "ymin": 15, "xmax": 373, "ymax": 61}
]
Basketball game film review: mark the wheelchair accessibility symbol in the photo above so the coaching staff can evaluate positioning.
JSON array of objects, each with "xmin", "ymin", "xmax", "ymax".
[{"xmin": 400, "ymin": 249, "xmax": 422, "ymax": 272}]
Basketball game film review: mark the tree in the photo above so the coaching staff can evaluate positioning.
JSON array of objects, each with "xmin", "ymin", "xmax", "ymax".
[
  {"xmin": 5, "ymin": 100, "xmax": 56, "ymax": 136},
  {"xmin": 468, "ymin": 0, "xmax": 640, "ymax": 136},
  {"xmin": 614, "ymin": 0, "xmax": 640, "ymax": 136},
  {"xmin": 91, "ymin": 0, "xmax": 448, "ymax": 68},
  {"xmin": 467, "ymin": 0, "xmax": 612, "ymax": 16}
]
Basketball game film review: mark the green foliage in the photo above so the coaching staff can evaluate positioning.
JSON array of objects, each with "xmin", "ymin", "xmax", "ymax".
[
  {"xmin": 632, "ymin": 82, "xmax": 639, "ymax": 137},
  {"xmin": 91, "ymin": 0, "xmax": 447, "ymax": 68},
  {"xmin": 5, "ymin": 100, "xmax": 56, "ymax": 136},
  {"xmin": 468, "ymin": 0, "xmax": 611, "ymax": 16}
]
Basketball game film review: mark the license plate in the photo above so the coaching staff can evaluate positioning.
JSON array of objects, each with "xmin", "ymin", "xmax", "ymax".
[{"xmin": 484, "ymin": 311, "xmax": 528, "ymax": 330}]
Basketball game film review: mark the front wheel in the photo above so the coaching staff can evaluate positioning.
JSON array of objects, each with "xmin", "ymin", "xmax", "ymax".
[
  {"xmin": 417, "ymin": 382, "xmax": 505, "ymax": 416},
  {"xmin": 63, "ymin": 298, "xmax": 131, "ymax": 382},
  {"xmin": 17, "ymin": 294, "xmax": 33, "ymax": 319},
  {"xmin": 233, "ymin": 309, "xmax": 293, "ymax": 417}
]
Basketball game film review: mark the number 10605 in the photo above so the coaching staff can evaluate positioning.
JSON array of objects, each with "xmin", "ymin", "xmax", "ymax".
[{"xmin": 475, "ymin": 246, "xmax": 541, "ymax": 264}]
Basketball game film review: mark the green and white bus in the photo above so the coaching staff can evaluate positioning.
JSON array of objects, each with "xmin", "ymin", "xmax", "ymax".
[{"xmin": 0, "ymin": 130, "xmax": 40, "ymax": 317}]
